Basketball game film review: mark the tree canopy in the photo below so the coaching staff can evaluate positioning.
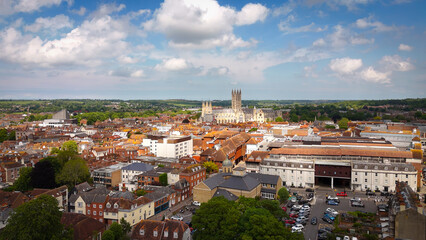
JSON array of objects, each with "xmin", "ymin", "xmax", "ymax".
[
  {"xmin": 56, "ymin": 158, "xmax": 91, "ymax": 188},
  {"xmin": 338, "ymin": 117, "xmax": 349, "ymax": 130},
  {"xmin": 203, "ymin": 161, "xmax": 219, "ymax": 174},
  {"xmin": 12, "ymin": 167, "xmax": 33, "ymax": 192},
  {"xmin": 192, "ymin": 196, "xmax": 302, "ymax": 240},
  {"xmin": 278, "ymin": 187, "xmax": 290, "ymax": 204},
  {"xmin": 0, "ymin": 195, "xmax": 70, "ymax": 240},
  {"xmin": 159, "ymin": 173, "xmax": 168, "ymax": 186},
  {"xmin": 31, "ymin": 160, "xmax": 57, "ymax": 189}
]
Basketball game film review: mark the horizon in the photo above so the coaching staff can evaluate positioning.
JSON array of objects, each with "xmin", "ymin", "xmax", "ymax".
[{"xmin": 1, "ymin": 0, "xmax": 425, "ymax": 99}]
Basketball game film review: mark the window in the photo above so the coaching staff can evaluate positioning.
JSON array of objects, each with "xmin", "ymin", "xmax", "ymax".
[
  {"xmin": 164, "ymin": 231, "xmax": 168, "ymax": 237},
  {"xmin": 78, "ymin": 202, "xmax": 83, "ymax": 207},
  {"xmin": 395, "ymin": 174, "xmax": 398, "ymax": 178},
  {"xmin": 99, "ymin": 204, "xmax": 102, "ymax": 208},
  {"xmin": 406, "ymin": 174, "xmax": 408, "ymax": 178},
  {"xmin": 365, "ymin": 172, "xmax": 367, "ymax": 176},
  {"xmin": 174, "ymin": 232, "xmax": 178, "ymax": 238},
  {"xmin": 88, "ymin": 210, "xmax": 91, "ymax": 214},
  {"xmin": 153, "ymin": 231, "xmax": 158, "ymax": 237},
  {"xmin": 355, "ymin": 178, "xmax": 358, "ymax": 182},
  {"xmin": 99, "ymin": 211, "xmax": 102, "ymax": 216},
  {"xmin": 87, "ymin": 204, "xmax": 90, "ymax": 207},
  {"xmin": 364, "ymin": 179, "xmax": 367, "ymax": 183},
  {"xmin": 106, "ymin": 203, "xmax": 111, "ymax": 208},
  {"xmin": 140, "ymin": 230, "xmax": 145, "ymax": 236},
  {"xmin": 93, "ymin": 204, "xmax": 96, "ymax": 209},
  {"xmin": 375, "ymin": 173, "xmax": 378, "ymax": 177},
  {"xmin": 93, "ymin": 211, "xmax": 97, "ymax": 216}
]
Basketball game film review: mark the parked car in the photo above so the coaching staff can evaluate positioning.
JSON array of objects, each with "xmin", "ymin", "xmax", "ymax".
[
  {"xmin": 366, "ymin": 191, "xmax": 376, "ymax": 196},
  {"xmin": 336, "ymin": 192, "xmax": 347, "ymax": 197},
  {"xmin": 325, "ymin": 208, "xmax": 338, "ymax": 215},
  {"xmin": 318, "ymin": 232, "xmax": 329, "ymax": 240},
  {"xmin": 290, "ymin": 213, "xmax": 299, "ymax": 218},
  {"xmin": 291, "ymin": 228, "xmax": 302, "ymax": 233},
  {"xmin": 318, "ymin": 227, "xmax": 333, "ymax": 233},
  {"xmin": 344, "ymin": 236, "xmax": 350, "ymax": 240},
  {"xmin": 285, "ymin": 219, "xmax": 296, "ymax": 224},
  {"xmin": 306, "ymin": 188, "xmax": 314, "ymax": 192},
  {"xmin": 351, "ymin": 201, "xmax": 364, "ymax": 207},
  {"xmin": 308, "ymin": 193, "xmax": 314, "ymax": 198},
  {"xmin": 281, "ymin": 206, "xmax": 287, "ymax": 212},
  {"xmin": 350, "ymin": 197, "xmax": 361, "ymax": 202},
  {"xmin": 311, "ymin": 217, "xmax": 317, "ymax": 225},
  {"xmin": 171, "ymin": 215, "xmax": 183, "ymax": 221},
  {"xmin": 327, "ymin": 200, "xmax": 339, "ymax": 206},
  {"xmin": 301, "ymin": 205, "xmax": 311, "ymax": 211},
  {"xmin": 290, "ymin": 197, "xmax": 297, "ymax": 203},
  {"xmin": 327, "ymin": 196, "xmax": 340, "ymax": 203},
  {"xmin": 322, "ymin": 215, "xmax": 334, "ymax": 224},
  {"xmin": 324, "ymin": 213, "xmax": 335, "ymax": 221},
  {"xmin": 192, "ymin": 201, "xmax": 201, "ymax": 206},
  {"xmin": 292, "ymin": 205, "xmax": 303, "ymax": 210}
]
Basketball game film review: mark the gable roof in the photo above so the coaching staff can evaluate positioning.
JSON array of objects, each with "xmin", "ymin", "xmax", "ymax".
[
  {"xmin": 61, "ymin": 212, "xmax": 105, "ymax": 240},
  {"xmin": 131, "ymin": 219, "xmax": 189, "ymax": 240},
  {"xmin": 122, "ymin": 162, "xmax": 154, "ymax": 172}
]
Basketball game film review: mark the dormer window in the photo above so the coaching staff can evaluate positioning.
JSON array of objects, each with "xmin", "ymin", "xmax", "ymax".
[
  {"xmin": 114, "ymin": 203, "xmax": 118, "ymax": 208},
  {"xmin": 140, "ymin": 229, "xmax": 144, "ymax": 236}
]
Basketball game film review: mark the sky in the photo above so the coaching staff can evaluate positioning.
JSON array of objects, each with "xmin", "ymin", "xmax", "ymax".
[{"xmin": 0, "ymin": 0, "xmax": 425, "ymax": 100}]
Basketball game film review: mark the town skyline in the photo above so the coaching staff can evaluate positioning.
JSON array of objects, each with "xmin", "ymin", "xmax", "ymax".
[{"xmin": 0, "ymin": 0, "xmax": 425, "ymax": 100}]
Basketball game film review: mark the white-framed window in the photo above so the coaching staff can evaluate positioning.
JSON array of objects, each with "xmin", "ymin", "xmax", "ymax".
[
  {"xmin": 140, "ymin": 230, "xmax": 145, "ymax": 236},
  {"xmin": 93, "ymin": 211, "xmax": 97, "ymax": 216},
  {"xmin": 93, "ymin": 204, "xmax": 96, "ymax": 209},
  {"xmin": 99, "ymin": 204, "xmax": 102, "ymax": 208},
  {"xmin": 164, "ymin": 231, "xmax": 168, "ymax": 237},
  {"xmin": 78, "ymin": 202, "xmax": 83, "ymax": 207},
  {"xmin": 153, "ymin": 231, "xmax": 158, "ymax": 237},
  {"xmin": 99, "ymin": 211, "xmax": 102, "ymax": 216},
  {"xmin": 88, "ymin": 210, "xmax": 91, "ymax": 214},
  {"xmin": 106, "ymin": 203, "xmax": 111, "ymax": 208},
  {"xmin": 174, "ymin": 232, "xmax": 178, "ymax": 238}
]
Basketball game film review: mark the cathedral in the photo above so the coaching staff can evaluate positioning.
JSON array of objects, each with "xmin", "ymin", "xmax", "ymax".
[{"xmin": 200, "ymin": 90, "xmax": 279, "ymax": 123}]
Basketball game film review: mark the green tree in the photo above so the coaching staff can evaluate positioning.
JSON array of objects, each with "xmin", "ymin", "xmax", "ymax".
[
  {"xmin": 101, "ymin": 230, "xmax": 115, "ymax": 240},
  {"xmin": 239, "ymin": 208, "xmax": 292, "ymax": 240},
  {"xmin": 109, "ymin": 222, "xmax": 124, "ymax": 240},
  {"xmin": 135, "ymin": 189, "xmax": 147, "ymax": 196},
  {"xmin": 120, "ymin": 217, "xmax": 131, "ymax": 235},
  {"xmin": 277, "ymin": 187, "xmax": 290, "ymax": 204},
  {"xmin": 192, "ymin": 196, "xmax": 240, "ymax": 240},
  {"xmin": 62, "ymin": 141, "xmax": 78, "ymax": 154},
  {"xmin": 157, "ymin": 164, "xmax": 165, "ymax": 168},
  {"xmin": 338, "ymin": 117, "xmax": 349, "ymax": 130},
  {"xmin": 203, "ymin": 161, "xmax": 219, "ymax": 174},
  {"xmin": 13, "ymin": 167, "xmax": 33, "ymax": 192},
  {"xmin": 159, "ymin": 173, "xmax": 168, "ymax": 186},
  {"xmin": 275, "ymin": 117, "xmax": 284, "ymax": 122},
  {"xmin": 56, "ymin": 158, "xmax": 90, "ymax": 188},
  {"xmin": 248, "ymin": 128, "xmax": 258, "ymax": 132},
  {"xmin": 0, "ymin": 195, "xmax": 66, "ymax": 240},
  {"xmin": 31, "ymin": 160, "xmax": 57, "ymax": 189}
]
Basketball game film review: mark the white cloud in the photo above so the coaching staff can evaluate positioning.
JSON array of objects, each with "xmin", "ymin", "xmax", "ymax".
[
  {"xmin": 312, "ymin": 38, "xmax": 326, "ymax": 47},
  {"xmin": 398, "ymin": 43, "xmax": 412, "ymax": 51},
  {"xmin": 118, "ymin": 55, "xmax": 138, "ymax": 64},
  {"xmin": 278, "ymin": 15, "xmax": 327, "ymax": 34},
  {"xmin": 0, "ymin": 15, "xmax": 129, "ymax": 67},
  {"xmin": 329, "ymin": 57, "xmax": 363, "ymax": 74},
  {"xmin": 143, "ymin": 0, "xmax": 267, "ymax": 49},
  {"xmin": 90, "ymin": 3, "xmax": 125, "ymax": 18},
  {"xmin": 314, "ymin": 25, "xmax": 374, "ymax": 49},
  {"xmin": 273, "ymin": 0, "xmax": 295, "ymax": 16},
  {"xmin": 360, "ymin": 67, "xmax": 390, "ymax": 84},
  {"xmin": 355, "ymin": 17, "xmax": 395, "ymax": 32},
  {"xmin": 24, "ymin": 14, "xmax": 72, "ymax": 32},
  {"xmin": 71, "ymin": 6, "xmax": 86, "ymax": 16},
  {"xmin": 304, "ymin": 64, "xmax": 318, "ymax": 78},
  {"xmin": 1, "ymin": 0, "xmax": 70, "ymax": 16},
  {"xmin": 350, "ymin": 37, "xmax": 374, "ymax": 45},
  {"xmin": 155, "ymin": 58, "xmax": 190, "ymax": 71},
  {"xmin": 235, "ymin": 3, "xmax": 268, "ymax": 26},
  {"xmin": 380, "ymin": 55, "xmax": 414, "ymax": 72},
  {"xmin": 130, "ymin": 70, "xmax": 144, "ymax": 78},
  {"xmin": 303, "ymin": 0, "xmax": 372, "ymax": 11}
]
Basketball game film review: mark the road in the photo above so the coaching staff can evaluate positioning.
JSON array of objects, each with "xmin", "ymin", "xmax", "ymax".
[
  {"xmin": 148, "ymin": 196, "xmax": 194, "ymax": 221},
  {"xmin": 287, "ymin": 187, "xmax": 380, "ymax": 240}
]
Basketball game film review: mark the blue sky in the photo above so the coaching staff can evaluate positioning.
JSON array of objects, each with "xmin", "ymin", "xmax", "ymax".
[{"xmin": 0, "ymin": 0, "xmax": 425, "ymax": 100}]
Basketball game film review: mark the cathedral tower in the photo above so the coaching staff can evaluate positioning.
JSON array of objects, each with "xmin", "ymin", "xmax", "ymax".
[{"xmin": 231, "ymin": 89, "xmax": 242, "ymax": 111}]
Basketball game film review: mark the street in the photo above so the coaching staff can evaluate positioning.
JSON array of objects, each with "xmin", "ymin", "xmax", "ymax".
[{"xmin": 148, "ymin": 196, "xmax": 195, "ymax": 221}]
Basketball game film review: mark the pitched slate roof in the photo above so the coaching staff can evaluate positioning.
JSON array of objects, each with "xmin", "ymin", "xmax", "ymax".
[
  {"xmin": 213, "ymin": 189, "xmax": 238, "ymax": 201},
  {"xmin": 247, "ymin": 172, "xmax": 279, "ymax": 185},
  {"xmin": 219, "ymin": 175, "xmax": 259, "ymax": 191},
  {"xmin": 122, "ymin": 162, "xmax": 154, "ymax": 172}
]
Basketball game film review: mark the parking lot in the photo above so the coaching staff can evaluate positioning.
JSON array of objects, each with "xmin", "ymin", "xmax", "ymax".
[{"xmin": 285, "ymin": 187, "xmax": 380, "ymax": 240}]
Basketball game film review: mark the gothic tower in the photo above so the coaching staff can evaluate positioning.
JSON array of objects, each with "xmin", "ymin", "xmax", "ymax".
[{"xmin": 232, "ymin": 89, "xmax": 242, "ymax": 111}]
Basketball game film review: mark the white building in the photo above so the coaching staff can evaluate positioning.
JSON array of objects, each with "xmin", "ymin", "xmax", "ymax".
[
  {"xmin": 119, "ymin": 163, "xmax": 154, "ymax": 191},
  {"xmin": 156, "ymin": 136, "xmax": 193, "ymax": 159}
]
